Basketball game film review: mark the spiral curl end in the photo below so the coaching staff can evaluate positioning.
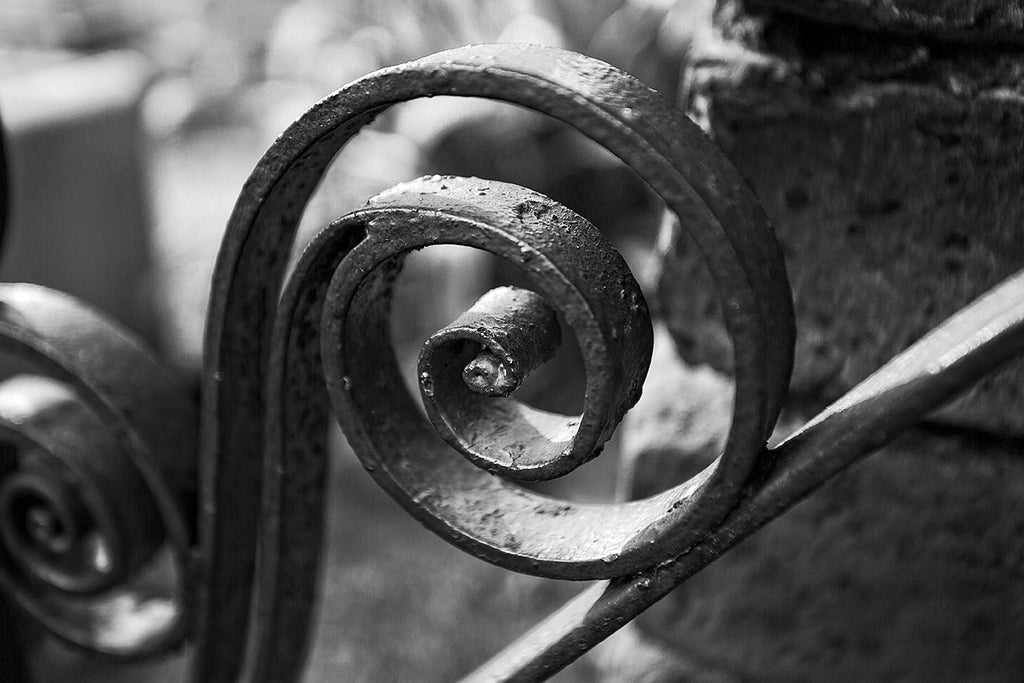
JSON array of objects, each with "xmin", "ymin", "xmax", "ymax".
[
  {"xmin": 433, "ymin": 286, "xmax": 562, "ymax": 399},
  {"xmin": 462, "ymin": 351, "xmax": 517, "ymax": 397}
]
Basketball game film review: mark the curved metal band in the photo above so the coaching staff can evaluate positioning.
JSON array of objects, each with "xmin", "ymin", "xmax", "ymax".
[{"xmin": 200, "ymin": 44, "xmax": 794, "ymax": 682}]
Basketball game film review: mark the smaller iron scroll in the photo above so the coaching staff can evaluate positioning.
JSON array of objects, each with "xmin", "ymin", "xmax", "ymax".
[{"xmin": 0, "ymin": 285, "xmax": 196, "ymax": 660}]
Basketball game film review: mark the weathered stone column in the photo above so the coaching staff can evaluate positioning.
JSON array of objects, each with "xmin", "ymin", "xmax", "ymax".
[{"xmin": 603, "ymin": 1, "xmax": 1024, "ymax": 680}]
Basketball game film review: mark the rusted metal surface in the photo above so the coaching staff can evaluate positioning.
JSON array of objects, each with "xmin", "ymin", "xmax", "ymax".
[{"xmin": 0, "ymin": 42, "xmax": 1021, "ymax": 683}]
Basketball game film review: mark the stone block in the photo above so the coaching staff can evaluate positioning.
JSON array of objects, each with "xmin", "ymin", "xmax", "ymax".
[
  {"xmin": 616, "ymin": 346, "xmax": 1024, "ymax": 681},
  {"xmin": 660, "ymin": 8, "xmax": 1024, "ymax": 434},
  {"xmin": 745, "ymin": 0, "xmax": 1024, "ymax": 43},
  {"xmin": 630, "ymin": 14, "xmax": 1024, "ymax": 663},
  {"xmin": 0, "ymin": 51, "xmax": 156, "ymax": 342}
]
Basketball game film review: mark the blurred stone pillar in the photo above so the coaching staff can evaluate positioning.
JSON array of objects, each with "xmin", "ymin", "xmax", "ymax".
[
  {"xmin": 0, "ymin": 51, "xmax": 156, "ymax": 343},
  {"xmin": 602, "ymin": 1, "xmax": 1024, "ymax": 680}
]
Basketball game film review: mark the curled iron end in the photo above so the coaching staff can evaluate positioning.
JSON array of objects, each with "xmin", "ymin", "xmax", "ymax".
[
  {"xmin": 424, "ymin": 285, "xmax": 562, "ymax": 400},
  {"xmin": 462, "ymin": 351, "xmax": 517, "ymax": 397}
]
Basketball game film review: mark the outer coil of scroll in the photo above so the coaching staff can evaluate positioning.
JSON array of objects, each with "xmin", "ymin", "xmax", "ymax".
[
  {"xmin": 0, "ymin": 285, "xmax": 195, "ymax": 660},
  {"xmin": 198, "ymin": 44, "xmax": 794, "ymax": 683}
]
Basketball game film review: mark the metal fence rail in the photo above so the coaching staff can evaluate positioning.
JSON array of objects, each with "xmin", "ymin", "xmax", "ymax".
[{"xmin": 0, "ymin": 44, "xmax": 1021, "ymax": 682}]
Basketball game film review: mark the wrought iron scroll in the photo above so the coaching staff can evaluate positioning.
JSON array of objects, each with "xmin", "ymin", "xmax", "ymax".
[
  {"xmin": 0, "ymin": 43, "xmax": 1021, "ymax": 683},
  {"xmin": 197, "ymin": 43, "xmax": 1024, "ymax": 683}
]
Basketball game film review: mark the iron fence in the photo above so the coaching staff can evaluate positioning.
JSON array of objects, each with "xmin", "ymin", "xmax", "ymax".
[{"xmin": 0, "ymin": 44, "xmax": 1021, "ymax": 682}]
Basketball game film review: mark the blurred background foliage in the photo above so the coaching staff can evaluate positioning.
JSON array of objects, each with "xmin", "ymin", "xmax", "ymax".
[{"xmin": 1, "ymin": 0, "xmax": 699, "ymax": 112}]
